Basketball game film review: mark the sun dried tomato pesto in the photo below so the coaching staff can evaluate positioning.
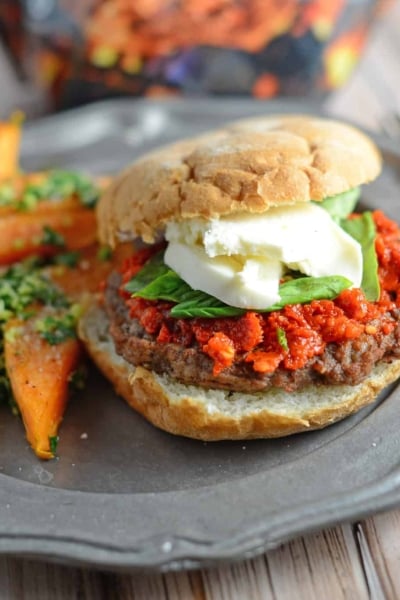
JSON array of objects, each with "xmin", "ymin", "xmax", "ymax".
[{"xmin": 118, "ymin": 211, "xmax": 400, "ymax": 376}]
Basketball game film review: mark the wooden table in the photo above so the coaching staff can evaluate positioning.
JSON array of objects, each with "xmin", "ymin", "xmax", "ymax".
[{"xmin": 1, "ymin": 3, "xmax": 400, "ymax": 598}]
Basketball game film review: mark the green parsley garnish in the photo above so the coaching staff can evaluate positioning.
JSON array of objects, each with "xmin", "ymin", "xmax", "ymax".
[
  {"xmin": 49, "ymin": 435, "xmax": 59, "ymax": 456},
  {"xmin": 0, "ymin": 259, "xmax": 70, "ymax": 407},
  {"xmin": 276, "ymin": 327, "xmax": 289, "ymax": 352},
  {"xmin": 0, "ymin": 260, "xmax": 68, "ymax": 321},
  {"xmin": 34, "ymin": 304, "xmax": 82, "ymax": 345},
  {"xmin": 42, "ymin": 170, "xmax": 100, "ymax": 208},
  {"xmin": 0, "ymin": 169, "xmax": 100, "ymax": 211},
  {"xmin": 97, "ymin": 245, "xmax": 113, "ymax": 261},
  {"xmin": 69, "ymin": 365, "xmax": 88, "ymax": 391},
  {"xmin": 0, "ymin": 183, "xmax": 16, "ymax": 206},
  {"xmin": 52, "ymin": 251, "xmax": 81, "ymax": 268},
  {"xmin": 41, "ymin": 226, "xmax": 66, "ymax": 248}
]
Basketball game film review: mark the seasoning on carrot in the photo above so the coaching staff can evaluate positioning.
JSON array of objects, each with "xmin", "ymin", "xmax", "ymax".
[
  {"xmin": 0, "ymin": 259, "xmax": 81, "ymax": 459},
  {"xmin": 4, "ymin": 314, "xmax": 81, "ymax": 459},
  {"xmin": 0, "ymin": 169, "xmax": 102, "ymax": 266}
]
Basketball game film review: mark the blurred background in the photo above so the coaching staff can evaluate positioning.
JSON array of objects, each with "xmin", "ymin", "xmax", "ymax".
[{"xmin": 1, "ymin": 0, "xmax": 399, "ymax": 130}]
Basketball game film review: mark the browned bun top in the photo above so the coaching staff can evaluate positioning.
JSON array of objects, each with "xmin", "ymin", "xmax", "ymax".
[{"xmin": 97, "ymin": 115, "xmax": 382, "ymax": 245}]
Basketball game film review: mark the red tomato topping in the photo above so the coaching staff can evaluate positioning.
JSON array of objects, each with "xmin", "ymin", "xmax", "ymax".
[
  {"xmin": 119, "ymin": 211, "xmax": 400, "ymax": 376},
  {"xmin": 245, "ymin": 350, "xmax": 283, "ymax": 373},
  {"xmin": 203, "ymin": 332, "xmax": 236, "ymax": 375},
  {"xmin": 374, "ymin": 210, "xmax": 400, "ymax": 299}
]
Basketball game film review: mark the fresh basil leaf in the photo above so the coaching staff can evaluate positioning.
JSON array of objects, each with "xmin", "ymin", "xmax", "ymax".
[
  {"xmin": 128, "ymin": 251, "xmax": 241, "ymax": 315},
  {"xmin": 171, "ymin": 292, "xmax": 245, "ymax": 318},
  {"xmin": 124, "ymin": 251, "xmax": 168, "ymax": 294},
  {"xmin": 265, "ymin": 275, "xmax": 352, "ymax": 311},
  {"xmin": 170, "ymin": 276, "xmax": 351, "ymax": 318},
  {"xmin": 128, "ymin": 255, "xmax": 352, "ymax": 319},
  {"xmin": 133, "ymin": 264, "xmax": 244, "ymax": 317},
  {"xmin": 135, "ymin": 270, "xmax": 193, "ymax": 302},
  {"xmin": 340, "ymin": 212, "xmax": 380, "ymax": 301},
  {"xmin": 133, "ymin": 261, "xmax": 244, "ymax": 317},
  {"xmin": 315, "ymin": 187, "xmax": 360, "ymax": 222}
]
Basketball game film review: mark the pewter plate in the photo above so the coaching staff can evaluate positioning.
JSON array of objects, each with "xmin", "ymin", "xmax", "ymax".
[{"xmin": 1, "ymin": 98, "xmax": 400, "ymax": 571}]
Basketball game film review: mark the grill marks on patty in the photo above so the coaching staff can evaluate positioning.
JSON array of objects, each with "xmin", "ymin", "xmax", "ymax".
[{"xmin": 105, "ymin": 273, "xmax": 400, "ymax": 393}]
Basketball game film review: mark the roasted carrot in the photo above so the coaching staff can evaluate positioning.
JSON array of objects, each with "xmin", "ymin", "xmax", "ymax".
[
  {"xmin": 0, "ymin": 204, "xmax": 97, "ymax": 265},
  {"xmin": 4, "ymin": 314, "xmax": 82, "ymax": 459},
  {"xmin": 0, "ymin": 114, "xmax": 22, "ymax": 181},
  {"xmin": 46, "ymin": 242, "xmax": 134, "ymax": 300}
]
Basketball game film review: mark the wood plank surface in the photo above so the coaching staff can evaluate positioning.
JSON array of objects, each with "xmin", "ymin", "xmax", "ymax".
[
  {"xmin": 360, "ymin": 512, "xmax": 400, "ymax": 600},
  {"xmin": 0, "ymin": 520, "xmax": 383, "ymax": 599}
]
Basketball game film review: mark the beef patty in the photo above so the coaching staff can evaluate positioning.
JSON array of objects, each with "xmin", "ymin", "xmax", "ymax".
[{"xmin": 105, "ymin": 273, "xmax": 400, "ymax": 393}]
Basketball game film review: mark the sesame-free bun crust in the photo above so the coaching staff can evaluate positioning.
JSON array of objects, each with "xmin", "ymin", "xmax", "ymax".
[
  {"xmin": 79, "ymin": 302, "xmax": 400, "ymax": 441},
  {"xmin": 97, "ymin": 115, "xmax": 382, "ymax": 245}
]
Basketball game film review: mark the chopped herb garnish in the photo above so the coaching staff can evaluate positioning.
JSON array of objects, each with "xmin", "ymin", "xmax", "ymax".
[
  {"xmin": 0, "ymin": 183, "xmax": 16, "ymax": 206},
  {"xmin": 13, "ymin": 238, "xmax": 25, "ymax": 250},
  {"xmin": 0, "ymin": 169, "xmax": 100, "ymax": 211},
  {"xmin": 53, "ymin": 251, "xmax": 81, "ymax": 268},
  {"xmin": 69, "ymin": 365, "xmax": 88, "ymax": 391},
  {"xmin": 0, "ymin": 259, "xmax": 70, "ymax": 409},
  {"xmin": 20, "ymin": 170, "xmax": 100, "ymax": 210},
  {"xmin": 4, "ymin": 325, "xmax": 20, "ymax": 344},
  {"xmin": 18, "ymin": 191, "xmax": 39, "ymax": 211},
  {"xmin": 34, "ymin": 304, "xmax": 82, "ymax": 345},
  {"xmin": 41, "ymin": 226, "xmax": 65, "ymax": 248},
  {"xmin": 97, "ymin": 245, "xmax": 113, "ymax": 261},
  {"xmin": 49, "ymin": 435, "xmax": 59, "ymax": 455},
  {"xmin": 276, "ymin": 327, "xmax": 289, "ymax": 352},
  {"xmin": 43, "ymin": 170, "xmax": 100, "ymax": 208},
  {"xmin": 0, "ymin": 260, "xmax": 68, "ymax": 321}
]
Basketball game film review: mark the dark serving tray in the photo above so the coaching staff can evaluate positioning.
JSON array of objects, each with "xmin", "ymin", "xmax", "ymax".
[{"xmin": 1, "ymin": 98, "xmax": 400, "ymax": 571}]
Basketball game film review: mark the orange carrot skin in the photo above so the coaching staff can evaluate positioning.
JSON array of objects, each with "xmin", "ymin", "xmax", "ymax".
[
  {"xmin": 0, "ymin": 206, "xmax": 97, "ymax": 266},
  {"xmin": 47, "ymin": 242, "xmax": 133, "ymax": 300},
  {"xmin": 0, "ymin": 122, "xmax": 21, "ymax": 181},
  {"xmin": 4, "ymin": 316, "xmax": 81, "ymax": 459}
]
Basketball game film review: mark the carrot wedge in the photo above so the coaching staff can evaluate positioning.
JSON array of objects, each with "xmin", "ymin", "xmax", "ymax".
[
  {"xmin": 4, "ymin": 316, "xmax": 81, "ymax": 459},
  {"xmin": 0, "ymin": 205, "xmax": 97, "ymax": 265},
  {"xmin": 46, "ymin": 242, "xmax": 134, "ymax": 300},
  {"xmin": 0, "ymin": 116, "xmax": 22, "ymax": 181}
]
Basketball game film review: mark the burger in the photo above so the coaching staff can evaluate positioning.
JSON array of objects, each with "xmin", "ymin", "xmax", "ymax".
[{"xmin": 79, "ymin": 115, "xmax": 400, "ymax": 440}]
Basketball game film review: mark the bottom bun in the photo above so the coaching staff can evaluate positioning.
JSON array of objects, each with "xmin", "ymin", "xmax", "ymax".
[{"xmin": 79, "ymin": 302, "xmax": 400, "ymax": 441}]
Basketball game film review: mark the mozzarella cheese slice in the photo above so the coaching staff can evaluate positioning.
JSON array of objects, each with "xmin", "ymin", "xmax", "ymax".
[
  {"xmin": 165, "ymin": 203, "xmax": 363, "ymax": 310},
  {"xmin": 164, "ymin": 242, "xmax": 283, "ymax": 309}
]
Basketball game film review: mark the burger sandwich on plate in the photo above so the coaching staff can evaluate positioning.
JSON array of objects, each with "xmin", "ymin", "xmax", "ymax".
[{"xmin": 79, "ymin": 115, "xmax": 400, "ymax": 440}]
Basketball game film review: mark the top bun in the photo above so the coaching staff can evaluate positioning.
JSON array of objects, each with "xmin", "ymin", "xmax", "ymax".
[{"xmin": 97, "ymin": 115, "xmax": 382, "ymax": 245}]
